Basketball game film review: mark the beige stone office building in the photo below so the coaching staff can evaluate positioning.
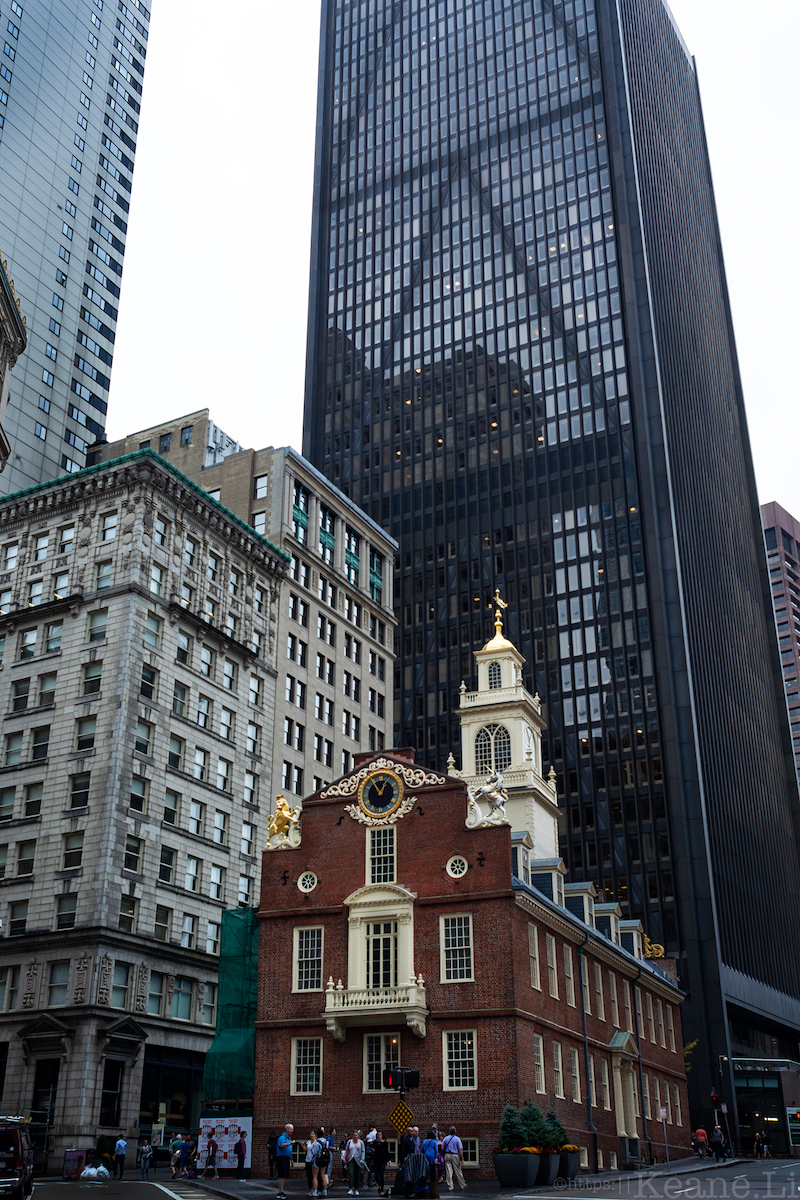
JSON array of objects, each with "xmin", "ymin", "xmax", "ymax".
[
  {"xmin": 95, "ymin": 413, "xmax": 397, "ymax": 801},
  {"xmin": 0, "ymin": 449, "xmax": 284, "ymax": 1163},
  {"xmin": 0, "ymin": 254, "xmax": 27, "ymax": 474}
]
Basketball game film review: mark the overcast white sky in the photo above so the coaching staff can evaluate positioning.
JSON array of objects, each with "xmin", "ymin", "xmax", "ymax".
[{"xmin": 109, "ymin": 0, "xmax": 800, "ymax": 515}]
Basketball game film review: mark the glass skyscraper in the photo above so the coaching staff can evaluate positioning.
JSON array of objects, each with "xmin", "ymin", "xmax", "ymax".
[
  {"xmin": 303, "ymin": 0, "xmax": 800, "ymax": 1122},
  {"xmin": 0, "ymin": 0, "xmax": 150, "ymax": 492}
]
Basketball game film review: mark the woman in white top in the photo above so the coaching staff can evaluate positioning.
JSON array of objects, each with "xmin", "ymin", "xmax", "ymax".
[
  {"xmin": 346, "ymin": 1132, "xmax": 366, "ymax": 1196},
  {"xmin": 305, "ymin": 1130, "xmax": 323, "ymax": 1197}
]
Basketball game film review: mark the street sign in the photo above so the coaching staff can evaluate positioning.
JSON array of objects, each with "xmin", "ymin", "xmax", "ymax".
[
  {"xmin": 787, "ymin": 1109, "xmax": 800, "ymax": 1148},
  {"xmin": 659, "ymin": 1107, "xmax": 667, "ymax": 1120},
  {"xmin": 389, "ymin": 1100, "xmax": 415, "ymax": 1135},
  {"xmin": 721, "ymin": 1104, "xmax": 728, "ymax": 1114}
]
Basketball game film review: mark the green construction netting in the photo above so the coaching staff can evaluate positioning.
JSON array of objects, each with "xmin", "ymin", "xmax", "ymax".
[{"xmin": 203, "ymin": 906, "xmax": 258, "ymax": 1104}]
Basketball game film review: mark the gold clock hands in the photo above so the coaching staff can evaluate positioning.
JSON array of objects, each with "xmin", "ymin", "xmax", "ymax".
[{"xmin": 373, "ymin": 781, "xmax": 387, "ymax": 796}]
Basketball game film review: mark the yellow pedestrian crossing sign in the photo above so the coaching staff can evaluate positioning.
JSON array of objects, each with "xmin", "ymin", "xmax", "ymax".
[{"xmin": 389, "ymin": 1100, "xmax": 414, "ymax": 1135}]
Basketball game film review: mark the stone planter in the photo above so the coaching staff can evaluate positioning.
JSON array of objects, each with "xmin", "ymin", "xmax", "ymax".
[
  {"xmin": 492, "ymin": 1153, "xmax": 541, "ymax": 1188},
  {"xmin": 536, "ymin": 1153, "xmax": 560, "ymax": 1186},
  {"xmin": 556, "ymin": 1151, "xmax": 581, "ymax": 1184}
]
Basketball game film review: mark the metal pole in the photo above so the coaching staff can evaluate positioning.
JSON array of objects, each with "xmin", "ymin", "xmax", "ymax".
[{"xmin": 662, "ymin": 1117, "xmax": 669, "ymax": 1165}]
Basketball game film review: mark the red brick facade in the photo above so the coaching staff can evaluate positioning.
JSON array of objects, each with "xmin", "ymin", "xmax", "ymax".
[{"xmin": 254, "ymin": 751, "xmax": 690, "ymax": 1177}]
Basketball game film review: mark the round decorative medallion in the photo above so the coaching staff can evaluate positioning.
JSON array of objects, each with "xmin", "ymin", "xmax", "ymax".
[
  {"xmin": 357, "ymin": 768, "xmax": 404, "ymax": 820},
  {"xmin": 297, "ymin": 870, "xmax": 318, "ymax": 893},
  {"xmin": 446, "ymin": 855, "xmax": 469, "ymax": 879}
]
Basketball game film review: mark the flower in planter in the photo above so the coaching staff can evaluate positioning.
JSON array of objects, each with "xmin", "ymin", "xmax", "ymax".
[{"xmin": 561, "ymin": 1145, "xmax": 580, "ymax": 1153}]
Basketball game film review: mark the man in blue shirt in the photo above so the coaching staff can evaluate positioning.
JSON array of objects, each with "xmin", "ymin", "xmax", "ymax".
[{"xmin": 276, "ymin": 1123, "xmax": 295, "ymax": 1199}]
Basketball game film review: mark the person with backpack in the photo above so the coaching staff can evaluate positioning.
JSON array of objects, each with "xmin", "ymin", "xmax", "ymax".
[
  {"xmin": 421, "ymin": 1129, "xmax": 440, "ymax": 1199},
  {"xmin": 441, "ymin": 1127, "xmax": 466, "ymax": 1192},
  {"xmin": 234, "ymin": 1130, "xmax": 249, "ymax": 1181},
  {"xmin": 204, "ymin": 1130, "xmax": 219, "ymax": 1180},
  {"xmin": 316, "ymin": 1131, "xmax": 331, "ymax": 1197},
  {"xmin": 305, "ymin": 1130, "xmax": 324, "ymax": 1197}
]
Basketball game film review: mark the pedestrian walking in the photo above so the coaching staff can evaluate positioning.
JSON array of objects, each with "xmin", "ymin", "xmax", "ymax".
[
  {"xmin": 234, "ymin": 1130, "xmax": 249, "ymax": 1181},
  {"xmin": 306, "ymin": 1130, "xmax": 324, "ymax": 1196},
  {"xmin": 276, "ymin": 1124, "xmax": 296, "ymax": 1198},
  {"xmin": 346, "ymin": 1130, "xmax": 366, "ymax": 1196},
  {"xmin": 139, "ymin": 1139, "xmax": 153, "ymax": 1181},
  {"xmin": 421, "ymin": 1129, "xmax": 441, "ymax": 1199},
  {"xmin": 316, "ymin": 1130, "xmax": 331, "ymax": 1197},
  {"xmin": 169, "ymin": 1135, "xmax": 183, "ymax": 1179},
  {"xmin": 694, "ymin": 1126, "xmax": 707, "ymax": 1158},
  {"xmin": 205, "ymin": 1130, "xmax": 220, "ymax": 1180},
  {"xmin": 441, "ymin": 1127, "xmax": 466, "ymax": 1192},
  {"xmin": 709, "ymin": 1126, "xmax": 725, "ymax": 1163},
  {"xmin": 762, "ymin": 1130, "xmax": 772, "ymax": 1159},
  {"xmin": 177, "ymin": 1134, "xmax": 192, "ymax": 1178},
  {"xmin": 112, "ymin": 1136, "xmax": 127, "ymax": 1180},
  {"xmin": 372, "ymin": 1132, "xmax": 390, "ymax": 1196}
]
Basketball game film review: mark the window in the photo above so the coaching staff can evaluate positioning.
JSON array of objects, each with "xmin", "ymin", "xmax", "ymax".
[
  {"xmin": 76, "ymin": 715, "xmax": 97, "ymax": 751},
  {"xmin": 189, "ymin": 801, "xmax": 205, "ymax": 836},
  {"xmin": 292, "ymin": 482, "xmax": 310, "ymax": 544},
  {"xmin": 53, "ymin": 572, "xmax": 69, "ymax": 599},
  {"xmin": 25, "ymin": 782, "xmax": 42, "ymax": 817},
  {"xmin": 19, "ymin": 628, "xmax": 37, "ymax": 659},
  {"xmin": 97, "ymin": 561, "xmax": 113, "ymax": 592},
  {"xmin": 124, "ymin": 834, "xmax": 142, "ymax": 873},
  {"xmin": 163, "ymin": 789, "xmax": 180, "ymax": 825},
  {"xmin": 172, "ymin": 976, "xmax": 192, "ymax": 1020},
  {"xmin": 154, "ymin": 906, "xmax": 171, "ymax": 942},
  {"xmin": 150, "ymin": 564, "xmax": 163, "ymax": 596},
  {"xmin": 546, "ymin": 934, "xmax": 559, "ymax": 998},
  {"xmin": 529, "ymin": 923, "xmax": 541, "ymax": 989},
  {"xmin": 345, "ymin": 526, "xmax": 360, "ymax": 585},
  {"xmin": 570, "ymin": 1047, "xmax": 582, "ymax": 1102},
  {"xmin": 49, "ymin": 962, "xmax": 70, "ymax": 1007},
  {"xmin": 0, "ymin": 591, "xmax": 12, "ymax": 617},
  {"xmin": 202, "ymin": 597, "xmax": 216, "ymax": 625},
  {"xmin": 180, "ymin": 424, "xmax": 193, "ymax": 446},
  {"xmin": 11, "ymin": 679, "xmax": 29, "ymax": 712},
  {"xmin": 249, "ymin": 674, "xmax": 263, "ymax": 707},
  {"xmin": 176, "ymin": 631, "xmax": 191, "ymax": 665},
  {"xmin": 642, "ymin": 1074, "xmax": 651, "ymax": 1119},
  {"xmin": 667, "ymin": 1004, "xmax": 676, "ymax": 1052},
  {"xmin": 219, "ymin": 706, "xmax": 234, "ymax": 740},
  {"xmin": 148, "ymin": 970, "xmax": 164, "ymax": 1013},
  {"xmin": 8, "ymin": 900, "xmax": 27, "ymax": 936},
  {"xmin": 144, "ymin": 612, "xmax": 161, "ymax": 648},
  {"xmin": 443, "ymin": 1030, "xmax": 477, "ymax": 1090},
  {"xmin": 246, "ymin": 722, "xmax": 261, "ymax": 755},
  {"xmin": 119, "ymin": 895, "xmax": 137, "ymax": 933},
  {"xmin": 47, "ymin": 621, "xmax": 62, "ymax": 651},
  {"xmin": 674, "ymin": 1084, "xmax": 682, "ymax": 1126},
  {"xmin": 17, "ymin": 839, "xmax": 35, "ymax": 875},
  {"xmin": 223, "ymin": 659, "xmax": 237, "ymax": 691},
  {"xmin": 70, "ymin": 773, "xmax": 90, "ymax": 808},
  {"xmin": 553, "ymin": 1041, "xmax": 565, "ymax": 1097},
  {"xmin": 102, "ymin": 512, "xmax": 117, "ymax": 541},
  {"xmin": 184, "ymin": 538, "xmax": 196, "ymax": 567},
  {"xmin": 295, "ymin": 926, "xmax": 324, "ymax": 991},
  {"xmin": 193, "ymin": 747, "xmax": 208, "ymax": 780},
  {"xmin": 159, "ymin": 433, "xmax": 172, "ymax": 454},
  {"xmin": 31, "ymin": 726, "xmax": 50, "ymax": 760},
  {"xmin": 241, "ymin": 823, "xmax": 255, "ymax": 856},
  {"xmin": 441, "ymin": 914, "xmax": 473, "ymax": 982},
  {"xmin": 202, "ymin": 981, "xmax": 217, "ymax": 1023},
  {"xmin": 58, "ymin": 526, "xmax": 75, "ymax": 555},
  {"xmin": 291, "ymin": 1036, "xmax": 322, "ymax": 1094},
  {"xmin": 365, "ymin": 1032, "xmax": 400, "ymax": 1092},
  {"xmin": 646, "ymin": 992, "xmax": 656, "ymax": 1042},
  {"xmin": 474, "ymin": 723, "xmax": 512, "ymax": 774},
  {"xmin": 56, "ymin": 894, "xmax": 77, "ymax": 930},
  {"xmin": 252, "ymin": 511, "xmax": 266, "ymax": 535},
  {"xmin": 624, "ymin": 980, "xmax": 633, "ymax": 1031},
  {"xmin": 609, "ymin": 971, "xmax": 619, "ymax": 1027},
  {"xmin": 154, "ymin": 515, "xmax": 168, "ymax": 545},
  {"xmin": 130, "ymin": 776, "xmax": 147, "ymax": 812},
  {"xmin": 319, "ymin": 505, "xmax": 335, "ymax": 563},
  {"xmin": 217, "ymin": 757, "xmax": 231, "ymax": 792},
  {"xmin": 244, "ymin": 772, "xmax": 258, "ymax": 806},
  {"xmin": 4, "ymin": 733, "xmax": 22, "ymax": 767},
  {"xmin": 0, "ymin": 788, "xmax": 13, "ymax": 821},
  {"xmin": 370, "ymin": 549, "xmax": 384, "ymax": 604},
  {"xmin": 140, "ymin": 664, "xmax": 158, "ymax": 701},
  {"xmin": 134, "ymin": 719, "xmax": 151, "ymax": 756},
  {"xmin": 63, "ymin": 831, "xmax": 84, "ymax": 869},
  {"xmin": 564, "ymin": 945, "xmax": 576, "ymax": 1006},
  {"xmin": 229, "ymin": 568, "xmax": 240, "ymax": 598},
  {"xmin": 210, "ymin": 864, "xmax": 226, "ymax": 900},
  {"xmin": 657, "ymin": 999, "xmax": 666, "ymax": 1047},
  {"xmin": 180, "ymin": 583, "xmax": 193, "ymax": 610},
  {"xmin": 27, "ymin": 580, "xmax": 43, "ymax": 607},
  {"xmin": 181, "ymin": 913, "xmax": 196, "ymax": 949},
  {"xmin": 238, "ymin": 874, "xmax": 252, "ymax": 905},
  {"xmin": 595, "ymin": 963, "xmax": 606, "ymax": 1020},
  {"xmin": 533, "ymin": 1033, "xmax": 545, "ymax": 1093},
  {"xmin": 2, "ymin": 542, "xmax": 17, "ymax": 571},
  {"xmin": 168, "ymin": 735, "xmax": 184, "ymax": 771},
  {"xmin": 369, "ymin": 826, "xmax": 395, "ymax": 883},
  {"xmin": 89, "ymin": 608, "xmax": 108, "ymax": 642},
  {"xmin": 211, "ymin": 810, "xmax": 227, "ymax": 845},
  {"xmin": 580, "ymin": 956, "xmax": 592, "ymax": 1014},
  {"xmin": 185, "ymin": 856, "xmax": 200, "ymax": 892},
  {"xmin": 601, "ymin": 1059, "xmax": 612, "ymax": 1109},
  {"xmin": 111, "ymin": 961, "xmax": 130, "ymax": 1007},
  {"xmin": 200, "ymin": 645, "xmax": 214, "ymax": 677}
]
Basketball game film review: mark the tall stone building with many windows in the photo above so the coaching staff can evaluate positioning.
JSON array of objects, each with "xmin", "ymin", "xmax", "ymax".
[{"xmin": 0, "ymin": 449, "xmax": 284, "ymax": 1163}]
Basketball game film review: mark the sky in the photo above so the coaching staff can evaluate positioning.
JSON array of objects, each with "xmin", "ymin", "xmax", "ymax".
[{"xmin": 108, "ymin": 0, "xmax": 800, "ymax": 514}]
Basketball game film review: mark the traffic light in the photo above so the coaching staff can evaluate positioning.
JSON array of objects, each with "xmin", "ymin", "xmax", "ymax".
[
  {"xmin": 382, "ymin": 1067, "xmax": 420, "ymax": 1091},
  {"xmin": 710, "ymin": 1089, "xmax": 719, "ymax": 1104},
  {"xmin": 404, "ymin": 1070, "xmax": 420, "ymax": 1089}
]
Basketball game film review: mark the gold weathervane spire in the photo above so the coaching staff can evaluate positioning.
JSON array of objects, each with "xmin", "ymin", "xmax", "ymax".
[{"xmin": 492, "ymin": 589, "xmax": 508, "ymax": 637}]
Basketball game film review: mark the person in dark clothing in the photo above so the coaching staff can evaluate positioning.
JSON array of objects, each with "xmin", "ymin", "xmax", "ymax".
[
  {"xmin": 401, "ymin": 1151, "xmax": 429, "ymax": 1199},
  {"xmin": 709, "ymin": 1126, "xmax": 725, "ymax": 1162},
  {"xmin": 372, "ymin": 1132, "xmax": 391, "ymax": 1196},
  {"xmin": 268, "ymin": 1130, "xmax": 279, "ymax": 1180},
  {"xmin": 234, "ymin": 1131, "xmax": 248, "ymax": 1180},
  {"xmin": 399, "ymin": 1128, "xmax": 416, "ymax": 1165}
]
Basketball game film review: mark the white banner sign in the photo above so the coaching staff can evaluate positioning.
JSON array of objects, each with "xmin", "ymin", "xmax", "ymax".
[{"xmin": 197, "ymin": 1117, "xmax": 252, "ymax": 1170}]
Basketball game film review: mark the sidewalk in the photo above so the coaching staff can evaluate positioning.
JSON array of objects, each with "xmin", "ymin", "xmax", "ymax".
[{"xmin": 179, "ymin": 1157, "xmax": 748, "ymax": 1199}]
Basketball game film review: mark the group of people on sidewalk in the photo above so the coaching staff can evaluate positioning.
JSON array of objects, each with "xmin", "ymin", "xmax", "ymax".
[
  {"xmin": 692, "ymin": 1125, "xmax": 730, "ymax": 1162},
  {"xmin": 267, "ymin": 1123, "xmax": 470, "ymax": 1199}
]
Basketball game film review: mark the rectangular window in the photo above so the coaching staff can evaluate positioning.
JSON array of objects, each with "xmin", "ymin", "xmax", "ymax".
[
  {"xmin": 241, "ymin": 822, "xmax": 255, "ymax": 856},
  {"xmin": 56, "ymin": 894, "xmax": 77, "ymax": 930},
  {"xmin": 213, "ymin": 810, "xmax": 227, "ymax": 845},
  {"xmin": 534, "ymin": 1033, "xmax": 545, "ymax": 1093},
  {"xmin": 8, "ymin": 900, "xmax": 27, "ymax": 936},
  {"xmin": 46, "ymin": 622, "xmax": 62, "ymax": 652},
  {"xmin": 111, "ymin": 961, "xmax": 130, "ymax": 1007},
  {"xmin": 674, "ymin": 1084, "xmax": 682, "ymax": 1126},
  {"xmin": 595, "ymin": 963, "xmax": 605, "ymax": 1020},
  {"xmin": 17, "ymin": 839, "xmax": 35, "ymax": 875},
  {"xmin": 172, "ymin": 976, "xmax": 192, "ymax": 1020},
  {"xmin": 624, "ymin": 980, "xmax": 633, "ymax": 1031},
  {"xmin": 119, "ymin": 895, "xmax": 137, "ymax": 933},
  {"xmin": 657, "ymin": 999, "xmax": 666, "ymax": 1047},
  {"xmin": 369, "ymin": 826, "xmax": 395, "ymax": 884},
  {"xmin": 49, "ymin": 961, "xmax": 70, "ymax": 1007},
  {"xmin": 291, "ymin": 1036, "xmax": 322, "ymax": 1094},
  {"xmin": 443, "ymin": 1030, "xmax": 477, "ymax": 1090},
  {"xmin": 144, "ymin": 612, "xmax": 161, "ymax": 648},
  {"xmin": 206, "ymin": 918, "xmax": 220, "ymax": 955},
  {"xmin": 553, "ymin": 1042, "xmax": 564, "ymax": 1097},
  {"xmin": 4, "ymin": 733, "xmax": 22, "ymax": 767},
  {"xmin": 202, "ymin": 981, "xmax": 217, "ymax": 1024},
  {"xmin": 667, "ymin": 1005, "xmax": 676, "ymax": 1052},
  {"xmin": 609, "ymin": 971, "xmax": 620, "ymax": 1027},
  {"xmin": 158, "ymin": 847, "xmax": 174, "ymax": 884},
  {"xmin": 646, "ymin": 992, "xmax": 656, "ymax": 1042},
  {"xmin": 546, "ymin": 934, "xmax": 558, "ymax": 998},
  {"xmin": 63, "ymin": 831, "xmax": 84, "ymax": 869},
  {"xmin": 148, "ymin": 970, "xmax": 164, "ymax": 1014},
  {"xmin": 70, "ymin": 773, "xmax": 90, "ymax": 808},
  {"xmin": 529, "ymin": 923, "xmax": 541, "ymax": 989},
  {"xmin": 365, "ymin": 1032, "xmax": 400, "ymax": 1092},
  {"xmin": 181, "ymin": 913, "xmax": 196, "ymax": 949},
  {"xmin": 0, "ymin": 787, "xmax": 13, "ymax": 821},
  {"xmin": 441, "ymin": 914, "xmax": 473, "ymax": 982},
  {"xmin": 238, "ymin": 874, "xmax": 252, "ymax": 905},
  {"xmin": 25, "ymin": 782, "xmax": 43, "ymax": 817},
  {"xmin": 31, "ymin": 726, "xmax": 50, "ymax": 760},
  {"xmin": 168, "ymin": 735, "xmax": 184, "ymax": 771},
  {"xmin": 295, "ymin": 926, "xmax": 324, "ymax": 991},
  {"xmin": 601, "ymin": 1058, "xmax": 611, "ymax": 1109},
  {"xmin": 154, "ymin": 906, "xmax": 171, "ymax": 942},
  {"xmin": 89, "ymin": 608, "xmax": 108, "ymax": 642},
  {"xmin": 124, "ymin": 834, "xmax": 141, "ymax": 872},
  {"xmin": 643, "ymin": 1074, "xmax": 651, "ymax": 1119},
  {"xmin": 570, "ymin": 1047, "xmax": 582, "ymax": 1103},
  {"xmin": 134, "ymin": 719, "xmax": 150, "ymax": 755}
]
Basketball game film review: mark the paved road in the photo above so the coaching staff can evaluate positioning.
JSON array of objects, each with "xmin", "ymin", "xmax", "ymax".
[{"xmin": 30, "ymin": 1161, "xmax": 800, "ymax": 1200}]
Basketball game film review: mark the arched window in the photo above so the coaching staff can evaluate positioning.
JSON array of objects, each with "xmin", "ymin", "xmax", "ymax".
[
  {"xmin": 474, "ymin": 723, "xmax": 512, "ymax": 775},
  {"xmin": 488, "ymin": 661, "xmax": 502, "ymax": 689}
]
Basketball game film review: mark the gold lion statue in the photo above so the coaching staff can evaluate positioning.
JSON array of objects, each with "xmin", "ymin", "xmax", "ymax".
[{"xmin": 267, "ymin": 795, "xmax": 302, "ymax": 845}]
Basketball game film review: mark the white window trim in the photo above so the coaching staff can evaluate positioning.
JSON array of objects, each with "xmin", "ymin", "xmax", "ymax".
[
  {"xmin": 292, "ymin": 924, "xmax": 325, "ymax": 993},
  {"xmin": 533, "ymin": 1032, "xmax": 545, "ymax": 1093},
  {"xmin": 461, "ymin": 1139, "xmax": 480, "ymax": 1169},
  {"xmin": 442, "ymin": 1028, "xmax": 478, "ymax": 1091},
  {"xmin": 290, "ymin": 1035, "xmax": 323, "ymax": 1095},
  {"xmin": 528, "ymin": 922, "xmax": 541, "ymax": 990},
  {"xmin": 439, "ymin": 912, "xmax": 475, "ymax": 983},
  {"xmin": 362, "ymin": 1030, "xmax": 401, "ymax": 1093},
  {"xmin": 553, "ymin": 1041, "xmax": 565, "ymax": 1098},
  {"xmin": 546, "ymin": 933, "xmax": 559, "ymax": 999},
  {"xmin": 365, "ymin": 824, "xmax": 396, "ymax": 886}
]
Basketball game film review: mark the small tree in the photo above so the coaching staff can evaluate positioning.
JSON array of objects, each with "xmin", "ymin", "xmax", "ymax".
[
  {"xmin": 520, "ymin": 1100, "xmax": 550, "ymax": 1148},
  {"xmin": 545, "ymin": 1108, "xmax": 568, "ymax": 1151},
  {"xmin": 499, "ymin": 1103, "xmax": 527, "ymax": 1150}
]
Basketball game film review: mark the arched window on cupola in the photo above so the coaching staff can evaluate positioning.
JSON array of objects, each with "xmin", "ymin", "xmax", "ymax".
[
  {"xmin": 475, "ymin": 723, "xmax": 512, "ymax": 775},
  {"xmin": 488, "ymin": 661, "xmax": 502, "ymax": 689}
]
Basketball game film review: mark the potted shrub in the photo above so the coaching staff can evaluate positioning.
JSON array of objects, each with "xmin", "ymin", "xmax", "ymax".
[
  {"xmin": 521, "ymin": 1104, "xmax": 560, "ymax": 1187},
  {"xmin": 557, "ymin": 1145, "xmax": 581, "ymax": 1184},
  {"xmin": 492, "ymin": 1104, "xmax": 541, "ymax": 1187}
]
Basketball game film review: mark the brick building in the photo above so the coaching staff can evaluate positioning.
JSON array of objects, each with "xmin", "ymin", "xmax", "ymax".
[
  {"xmin": 254, "ymin": 611, "xmax": 690, "ymax": 1175},
  {"xmin": 0, "ymin": 448, "xmax": 285, "ymax": 1164}
]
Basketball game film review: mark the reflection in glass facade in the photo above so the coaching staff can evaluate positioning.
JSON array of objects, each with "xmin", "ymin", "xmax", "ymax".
[
  {"xmin": 304, "ymin": 0, "xmax": 800, "ymax": 1116},
  {"xmin": 0, "ymin": 0, "xmax": 151, "ymax": 493}
]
